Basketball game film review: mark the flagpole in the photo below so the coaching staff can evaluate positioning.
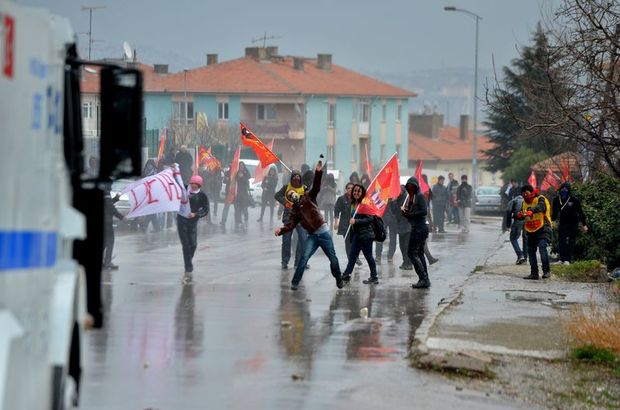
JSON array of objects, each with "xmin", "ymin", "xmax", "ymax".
[{"xmin": 343, "ymin": 152, "xmax": 398, "ymax": 240}]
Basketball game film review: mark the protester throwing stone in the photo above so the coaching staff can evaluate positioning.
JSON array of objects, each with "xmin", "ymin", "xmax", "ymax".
[{"xmin": 275, "ymin": 161, "xmax": 344, "ymax": 291}]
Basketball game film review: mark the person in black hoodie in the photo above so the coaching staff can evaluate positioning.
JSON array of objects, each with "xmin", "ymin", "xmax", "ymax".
[
  {"xmin": 402, "ymin": 176, "xmax": 430, "ymax": 288},
  {"xmin": 334, "ymin": 183, "xmax": 360, "ymax": 265},
  {"xmin": 342, "ymin": 184, "xmax": 379, "ymax": 285},
  {"xmin": 258, "ymin": 166, "xmax": 279, "ymax": 223},
  {"xmin": 551, "ymin": 182, "xmax": 588, "ymax": 265},
  {"xmin": 275, "ymin": 170, "xmax": 308, "ymax": 269},
  {"xmin": 178, "ymin": 175, "xmax": 209, "ymax": 284}
]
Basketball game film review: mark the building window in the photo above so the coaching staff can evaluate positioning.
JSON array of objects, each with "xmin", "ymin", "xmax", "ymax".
[
  {"xmin": 352, "ymin": 144, "xmax": 358, "ymax": 163},
  {"xmin": 360, "ymin": 101, "xmax": 369, "ymax": 123},
  {"xmin": 218, "ymin": 102, "xmax": 229, "ymax": 120},
  {"xmin": 380, "ymin": 144, "xmax": 386, "ymax": 162},
  {"xmin": 327, "ymin": 145, "xmax": 335, "ymax": 166},
  {"xmin": 396, "ymin": 144, "xmax": 401, "ymax": 158},
  {"xmin": 397, "ymin": 104, "xmax": 402, "ymax": 122},
  {"xmin": 328, "ymin": 103, "xmax": 336, "ymax": 127},
  {"xmin": 257, "ymin": 104, "xmax": 276, "ymax": 120},
  {"xmin": 382, "ymin": 103, "xmax": 386, "ymax": 122},
  {"xmin": 82, "ymin": 102, "xmax": 92, "ymax": 119},
  {"xmin": 173, "ymin": 101, "xmax": 194, "ymax": 124}
]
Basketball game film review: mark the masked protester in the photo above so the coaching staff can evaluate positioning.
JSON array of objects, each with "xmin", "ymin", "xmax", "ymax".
[
  {"xmin": 342, "ymin": 184, "xmax": 379, "ymax": 285},
  {"xmin": 551, "ymin": 182, "xmax": 588, "ymax": 265},
  {"xmin": 517, "ymin": 184, "xmax": 552, "ymax": 280},
  {"xmin": 275, "ymin": 170, "xmax": 308, "ymax": 269},
  {"xmin": 178, "ymin": 175, "xmax": 209, "ymax": 284},
  {"xmin": 334, "ymin": 183, "xmax": 361, "ymax": 266},
  {"xmin": 402, "ymin": 177, "xmax": 431, "ymax": 288},
  {"xmin": 275, "ymin": 162, "xmax": 343, "ymax": 291}
]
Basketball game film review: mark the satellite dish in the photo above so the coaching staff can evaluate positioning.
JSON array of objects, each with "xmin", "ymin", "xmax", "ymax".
[
  {"xmin": 84, "ymin": 67, "xmax": 97, "ymax": 74},
  {"xmin": 123, "ymin": 41, "xmax": 133, "ymax": 60}
]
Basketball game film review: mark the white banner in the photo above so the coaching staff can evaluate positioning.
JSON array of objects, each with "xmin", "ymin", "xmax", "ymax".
[{"xmin": 121, "ymin": 167, "xmax": 190, "ymax": 218}]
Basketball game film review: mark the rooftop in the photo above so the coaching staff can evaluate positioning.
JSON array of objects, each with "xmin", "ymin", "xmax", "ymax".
[{"xmin": 408, "ymin": 127, "xmax": 494, "ymax": 161}]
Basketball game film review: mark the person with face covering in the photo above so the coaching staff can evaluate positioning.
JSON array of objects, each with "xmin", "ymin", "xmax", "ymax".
[
  {"xmin": 402, "ymin": 177, "xmax": 431, "ymax": 288},
  {"xmin": 258, "ymin": 166, "xmax": 279, "ymax": 223},
  {"xmin": 275, "ymin": 170, "xmax": 308, "ymax": 269},
  {"xmin": 275, "ymin": 162, "xmax": 343, "ymax": 291},
  {"xmin": 234, "ymin": 162, "xmax": 251, "ymax": 230},
  {"xmin": 178, "ymin": 175, "xmax": 209, "ymax": 284},
  {"xmin": 518, "ymin": 184, "xmax": 553, "ymax": 280},
  {"xmin": 551, "ymin": 182, "xmax": 588, "ymax": 265},
  {"xmin": 341, "ymin": 184, "xmax": 379, "ymax": 285}
]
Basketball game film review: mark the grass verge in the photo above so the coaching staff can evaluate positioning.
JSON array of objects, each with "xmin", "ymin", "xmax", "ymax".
[
  {"xmin": 562, "ymin": 303, "xmax": 620, "ymax": 354},
  {"xmin": 551, "ymin": 260, "xmax": 608, "ymax": 282}
]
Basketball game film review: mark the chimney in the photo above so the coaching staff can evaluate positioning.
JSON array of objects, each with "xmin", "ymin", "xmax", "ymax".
[
  {"xmin": 293, "ymin": 57, "xmax": 305, "ymax": 71},
  {"xmin": 459, "ymin": 115, "xmax": 469, "ymax": 140},
  {"xmin": 153, "ymin": 64, "xmax": 168, "ymax": 74},
  {"xmin": 317, "ymin": 53, "xmax": 332, "ymax": 71},
  {"xmin": 409, "ymin": 113, "xmax": 444, "ymax": 140},
  {"xmin": 245, "ymin": 47, "xmax": 260, "ymax": 59},
  {"xmin": 266, "ymin": 46, "xmax": 279, "ymax": 58},
  {"xmin": 206, "ymin": 54, "xmax": 218, "ymax": 66}
]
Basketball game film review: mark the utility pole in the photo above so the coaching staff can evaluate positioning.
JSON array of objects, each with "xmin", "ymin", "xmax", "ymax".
[{"xmin": 81, "ymin": 5, "xmax": 105, "ymax": 60}]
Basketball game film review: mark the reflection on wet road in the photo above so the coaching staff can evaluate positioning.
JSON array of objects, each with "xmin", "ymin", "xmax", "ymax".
[{"xmin": 81, "ymin": 211, "xmax": 521, "ymax": 409}]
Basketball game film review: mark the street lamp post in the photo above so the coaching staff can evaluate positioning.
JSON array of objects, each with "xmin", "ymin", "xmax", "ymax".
[{"xmin": 444, "ymin": 6, "xmax": 482, "ymax": 194}]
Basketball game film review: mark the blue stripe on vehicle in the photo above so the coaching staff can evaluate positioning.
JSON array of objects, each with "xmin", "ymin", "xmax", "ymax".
[{"xmin": 0, "ymin": 231, "xmax": 57, "ymax": 270}]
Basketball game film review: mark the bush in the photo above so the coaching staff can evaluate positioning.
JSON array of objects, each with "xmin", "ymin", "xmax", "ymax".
[
  {"xmin": 571, "ymin": 345, "xmax": 618, "ymax": 364},
  {"xmin": 571, "ymin": 173, "xmax": 620, "ymax": 270},
  {"xmin": 563, "ymin": 303, "xmax": 620, "ymax": 354},
  {"xmin": 551, "ymin": 260, "xmax": 608, "ymax": 282}
]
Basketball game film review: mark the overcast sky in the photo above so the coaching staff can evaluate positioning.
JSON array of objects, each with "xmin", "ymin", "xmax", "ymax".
[{"xmin": 23, "ymin": 0, "xmax": 556, "ymax": 75}]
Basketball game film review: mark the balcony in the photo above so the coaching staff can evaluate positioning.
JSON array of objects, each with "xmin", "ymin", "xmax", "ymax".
[{"xmin": 242, "ymin": 120, "xmax": 305, "ymax": 140}]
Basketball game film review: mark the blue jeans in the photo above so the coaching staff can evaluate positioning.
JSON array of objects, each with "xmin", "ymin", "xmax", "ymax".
[
  {"xmin": 292, "ymin": 230, "xmax": 342, "ymax": 285},
  {"xmin": 282, "ymin": 225, "xmax": 307, "ymax": 266},
  {"xmin": 509, "ymin": 223, "xmax": 528, "ymax": 259},
  {"xmin": 527, "ymin": 234, "xmax": 550, "ymax": 275},
  {"xmin": 343, "ymin": 233, "xmax": 378, "ymax": 279}
]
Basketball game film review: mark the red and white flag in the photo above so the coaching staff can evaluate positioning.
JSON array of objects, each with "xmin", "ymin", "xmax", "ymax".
[
  {"xmin": 121, "ymin": 166, "xmax": 189, "ymax": 218},
  {"xmin": 240, "ymin": 122, "xmax": 279, "ymax": 167}
]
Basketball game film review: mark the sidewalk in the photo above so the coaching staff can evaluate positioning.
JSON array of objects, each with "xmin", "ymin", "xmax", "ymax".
[{"xmin": 413, "ymin": 231, "xmax": 609, "ymax": 371}]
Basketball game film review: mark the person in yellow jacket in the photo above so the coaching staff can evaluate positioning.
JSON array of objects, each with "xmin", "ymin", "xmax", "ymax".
[{"xmin": 516, "ymin": 184, "xmax": 553, "ymax": 280}]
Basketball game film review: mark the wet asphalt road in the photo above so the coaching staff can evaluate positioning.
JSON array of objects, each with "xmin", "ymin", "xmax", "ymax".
[{"xmin": 80, "ymin": 208, "xmax": 523, "ymax": 410}]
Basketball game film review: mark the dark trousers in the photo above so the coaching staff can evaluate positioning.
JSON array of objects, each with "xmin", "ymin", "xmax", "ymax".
[
  {"xmin": 558, "ymin": 223, "xmax": 578, "ymax": 263},
  {"xmin": 234, "ymin": 203, "xmax": 248, "ymax": 227},
  {"xmin": 407, "ymin": 225, "xmax": 429, "ymax": 279},
  {"xmin": 450, "ymin": 206, "xmax": 460, "ymax": 225},
  {"xmin": 433, "ymin": 203, "xmax": 447, "ymax": 232},
  {"xmin": 527, "ymin": 232, "xmax": 550, "ymax": 275},
  {"xmin": 322, "ymin": 207, "xmax": 334, "ymax": 228},
  {"xmin": 344, "ymin": 233, "xmax": 378, "ymax": 279},
  {"xmin": 375, "ymin": 223, "xmax": 397, "ymax": 259},
  {"xmin": 103, "ymin": 222, "xmax": 114, "ymax": 265},
  {"xmin": 399, "ymin": 232, "xmax": 411, "ymax": 266},
  {"xmin": 259, "ymin": 195, "xmax": 275, "ymax": 221},
  {"xmin": 220, "ymin": 203, "xmax": 230, "ymax": 224},
  {"xmin": 282, "ymin": 224, "xmax": 307, "ymax": 266},
  {"xmin": 292, "ymin": 230, "xmax": 342, "ymax": 285},
  {"xmin": 177, "ymin": 215, "xmax": 198, "ymax": 272}
]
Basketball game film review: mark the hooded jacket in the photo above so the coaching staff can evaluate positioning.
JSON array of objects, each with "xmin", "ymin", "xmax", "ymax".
[
  {"xmin": 402, "ymin": 177, "xmax": 428, "ymax": 227},
  {"xmin": 278, "ymin": 170, "xmax": 326, "ymax": 235},
  {"xmin": 551, "ymin": 182, "xmax": 586, "ymax": 226},
  {"xmin": 275, "ymin": 170, "xmax": 305, "ymax": 222},
  {"xmin": 350, "ymin": 184, "xmax": 375, "ymax": 242},
  {"xmin": 334, "ymin": 191, "xmax": 352, "ymax": 235}
]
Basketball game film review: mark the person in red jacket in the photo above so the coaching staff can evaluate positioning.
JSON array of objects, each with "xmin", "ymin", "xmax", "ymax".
[{"xmin": 275, "ymin": 161, "xmax": 344, "ymax": 291}]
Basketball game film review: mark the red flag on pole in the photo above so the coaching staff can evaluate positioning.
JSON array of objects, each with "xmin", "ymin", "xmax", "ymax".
[
  {"xmin": 415, "ymin": 161, "xmax": 430, "ymax": 195},
  {"xmin": 528, "ymin": 171, "xmax": 537, "ymax": 188},
  {"xmin": 198, "ymin": 146, "xmax": 222, "ymax": 172},
  {"xmin": 226, "ymin": 146, "xmax": 241, "ymax": 205},
  {"xmin": 254, "ymin": 139, "xmax": 275, "ymax": 183},
  {"xmin": 561, "ymin": 159, "xmax": 571, "ymax": 182},
  {"xmin": 364, "ymin": 144, "xmax": 373, "ymax": 179},
  {"xmin": 240, "ymin": 122, "xmax": 279, "ymax": 167},
  {"xmin": 356, "ymin": 153, "xmax": 401, "ymax": 217},
  {"xmin": 156, "ymin": 128, "xmax": 166, "ymax": 165},
  {"xmin": 541, "ymin": 168, "xmax": 560, "ymax": 191}
]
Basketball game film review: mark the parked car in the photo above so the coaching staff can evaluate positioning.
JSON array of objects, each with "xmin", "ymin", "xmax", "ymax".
[
  {"xmin": 110, "ymin": 178, "xmax": 135, "ymax": 218},
  {"xmin": 474, "ymin": 185, "xmax": 502, "ymax": 214}
]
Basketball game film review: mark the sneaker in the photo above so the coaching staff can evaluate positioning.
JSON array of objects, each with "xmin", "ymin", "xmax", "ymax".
[
  {"xmin": 523, "ymin": 273, "xmax": 540, "ymax": 280},
  {"xmin": 355, "ymin": 259, "xmax": 363, "ymax": 266},
  {"xmin": 411, "ymin": 279, "xmax": 430, "ymax": 288},
  {"xmin": 336, "ymin": 278, "xmax": 344, "ymax": 289},
  {"xmin": 342, "ymin": 274, "xmax": 351, "ymax": 282},
  {"xmin": 362, "ymin": 277, "xmax": 379, "ymax": 285},
  {"xmin": 281, "ymin": 263, "xmax": 289, "ymax": 270},
  {"xmin": 517, "ymin": 257, "xmax": 527, "ymax": 265},
  {"xmin": 103, "ymin": 263, "xmax": 119, "ymax": 270},
  {"xmin": 400, "ymin": 265, "xmax": 413, "ymax": 270},
  {"xmin": 182, "ymin": 273, "xmax": 193, "ymax": 284},
  {"xmin": 290, "ymin": 283, "xmax": 299, "ymax": 291},
  {"xmin": 542, "ymin": 271, "xmax": 550, "ymax": 279},
  {"xmin": 428, "ymin": 258, "xmax": 439, "ymax": 265}
]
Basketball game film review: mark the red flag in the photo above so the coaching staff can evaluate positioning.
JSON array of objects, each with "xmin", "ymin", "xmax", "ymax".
[
  {"xmin": 240, "ymin": 122, "xmax": 279, "ymax": 167},
  {"xmin": 356, "ymin": 154, "xmax": 401, "ymax": 217},
  {"xmin": 528, "ymin": 171, "xmax": 537, "ymax": 188},
  {"xmin": 198, "ymin": 146, "xmax": 222, "ymax": 172},
  {"xmin": 253, "ymin": 139, "xmax": 275, "ymax": 183},
  {"xmin": 365, "ymin": 144, "xmax": 373, "ymax": 179},
  {"xmin": 156, "ymin": 128, "xmax": 166, "ymax": 165},
  {"xmin": 415, "ymin": 161, "xmax": 430, "ymax": 195},
  {"xmin": 541, "ymin": 168, "xmax": 560, "ymax": 191},
  {"xmin": 226, "ymin": 147, "xmax": 241, "ymax": 205},
  {"xmin": 561, "ymin": 159, "xmax": 571, "ymax": 182}
]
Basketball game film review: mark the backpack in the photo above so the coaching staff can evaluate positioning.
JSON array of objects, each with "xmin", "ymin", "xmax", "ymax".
[{"xmin": 372, "ymin": 216, "xmax": 387, "ymax": 242}]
